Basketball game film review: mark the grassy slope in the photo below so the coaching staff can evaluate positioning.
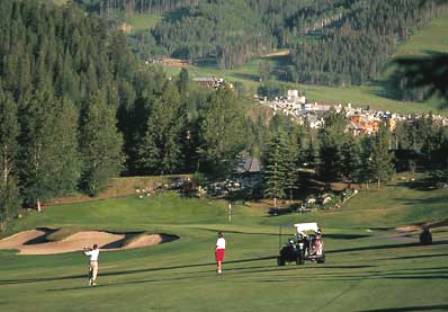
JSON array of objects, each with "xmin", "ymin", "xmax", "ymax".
[
  {"xmin": 0, "ymin": 177, "xmax": 447, "ymax": 312},
  {"xmin": 126, "ymin": 13, "xmax": 162, "ymax": 32},
  {"xmin": 163, "ymin": 12, "xmax": 448, "ymax": 114}
]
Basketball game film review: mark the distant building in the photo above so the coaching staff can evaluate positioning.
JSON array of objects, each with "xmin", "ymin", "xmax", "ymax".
[{"xmin": 193, "ymin": 77, "xmax": 229, "ymax": 89}]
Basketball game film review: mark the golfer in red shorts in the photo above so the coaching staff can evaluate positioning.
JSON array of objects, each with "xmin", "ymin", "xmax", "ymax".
[{"xmin": 215, "ymin": 232, "xmax": 226, "ymax": 274}]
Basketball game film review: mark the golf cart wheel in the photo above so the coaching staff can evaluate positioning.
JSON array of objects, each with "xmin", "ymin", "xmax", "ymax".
[
  {"xmin": 317, "ymin": 252, "xmax": 326, "ymax": 264},
  {"xmin": 277, "ymin": 256, "xmax": 285, "ymax": 266},
  {"xmin": 296, "ymin": 255, "xmax": 305, "ymax": 265}
]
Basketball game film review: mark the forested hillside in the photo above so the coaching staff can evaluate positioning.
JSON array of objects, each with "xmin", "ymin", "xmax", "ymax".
[
  {"xmin": 289, "ymin": 0, "xmax": 446, "ymax": 86},
  {"xmin": 0, "ymin": 0, "xmax": 248, "ymax": 226},
  {"xmin": 74, "ymin": 0, "xmax": 200, "ymax": 14},
  {"xmin": 74, "ymin": 0, "xmax": 448, "ymax": 87},
  {"xmin": 1, "ymin": 0, "xmax": 448, "ymax": 230}
]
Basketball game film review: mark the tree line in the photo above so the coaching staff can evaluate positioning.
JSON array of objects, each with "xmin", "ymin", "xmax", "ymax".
[
  {"xmin": 75, "ymin": 0, "xmax": 447, "ymax": 85},
  {"xmin": 0, "ymin": 1, "xmax": 246, "ymax": 228},
  {"xmin": 74, "ymin": 0, "xmax": 200, "ymax": 15},
  {"xmin": 1, "ymin": 0, "xmax": 447, "ymax": 229},
  {"xmin": 261, "ymin": 110, "xmax": 448, "ymax": 206}
]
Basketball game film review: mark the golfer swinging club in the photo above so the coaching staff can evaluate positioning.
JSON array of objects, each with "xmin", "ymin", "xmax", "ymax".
[
  {"xmin": 83, "ymin": 244, "xmax": 100, "ymax": 286},
  {"xmin": 215, "ymin": 232, "xmax": 226, "ymax": 274}
]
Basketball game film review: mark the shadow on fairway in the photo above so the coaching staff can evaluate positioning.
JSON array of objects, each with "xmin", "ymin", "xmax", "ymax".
[
  {"xmin": 328, "ymin": 240, "xmax": 448, "ymax": 254},
  {"xmin": 197, "ymin": 228, "xmax": 370, "ymax": 240},
  {"xmin": 0, "ymin": 255, "xmax": 275, "ymax": 286},
  {"xmin": 46, "ymin": 273, "xmax": 214, "ymax": 292},
  {"xmin": 375, "ymin": 252, "xmax": 448, "ymax": 261},
  {"xmin": 359, "ymin": 304, "xmax": 448, "ymax": 311}
]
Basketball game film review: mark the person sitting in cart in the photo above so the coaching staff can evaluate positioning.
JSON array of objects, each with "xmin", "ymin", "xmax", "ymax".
[{"xmin": 310, "ymin": 236, "xmax": 323, "ymax": 257}]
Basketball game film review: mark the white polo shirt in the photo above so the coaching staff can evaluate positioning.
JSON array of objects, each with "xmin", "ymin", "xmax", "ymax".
[
  {"xmin": 84, "ymin": 248, "xmax": 100, "ymax": 261},
  {"xmin": 216, "ymin": 237, "xmax": 226, "ymax": 250}
]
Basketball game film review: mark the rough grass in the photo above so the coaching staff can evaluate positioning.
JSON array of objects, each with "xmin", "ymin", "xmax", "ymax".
[
  {"xmin": 1, "ymin": 174, "xmax": 448, "ymax": 311},
  {"xmin": 47, "ymin": 174, "xmax": 190, "ymax": 205},
  {"xmin": 392, "ymin": 11, "xmax": 448, "ymax": 56},
  {"xmin": 126, "ymin": 13, "xmax": 162, "ymax": 32}
]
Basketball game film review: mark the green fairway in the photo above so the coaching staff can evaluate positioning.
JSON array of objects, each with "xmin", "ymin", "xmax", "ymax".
[{"xmin": 1, "ymin": 178, "xmax": 447, "ymax": 312}]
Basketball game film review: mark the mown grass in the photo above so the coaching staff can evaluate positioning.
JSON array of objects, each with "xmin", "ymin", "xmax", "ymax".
[{"xmin": 0, "ymin": 175, "xmax": 447, "ymax": 311}]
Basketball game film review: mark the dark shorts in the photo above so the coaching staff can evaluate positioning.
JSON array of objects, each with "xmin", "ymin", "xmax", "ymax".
[{"xmin": 215, "ymin": 249, "xmax": 225, "ymax": 262}]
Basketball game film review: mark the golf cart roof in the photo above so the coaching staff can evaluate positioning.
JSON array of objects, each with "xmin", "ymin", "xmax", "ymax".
[{"xmin": 294, "ymin": 222, "xmax": 319, "ymax": 233}]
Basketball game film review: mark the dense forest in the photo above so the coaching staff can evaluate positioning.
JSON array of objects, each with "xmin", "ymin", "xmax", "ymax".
[
  {"xmin": 74, "ymin": 0, "xmax": 200, "ymax": 14},
  {"xmin": 288, "ymin": 0, "xmax": 446, "ymax": 86},
  {"xmin": 0, "ymin": 0, "xmax": 248, "ymax": 226},
  {"xmin": 1, "ymin": 0, "xmax": 448, "ymax": 229},
  {"xmin": 74, "ymin": 0, "xmax": 447, "ymax": 85}
]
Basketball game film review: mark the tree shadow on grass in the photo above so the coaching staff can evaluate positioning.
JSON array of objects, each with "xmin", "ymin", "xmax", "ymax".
[
  {"xmin": 328, "ymin": 240, "xmax": 448, "ymax": 254},
  {"xmin": 47, "ymin": 264, "xmax": 378, "ymax": 292},
  {"xmin": 231, "ymin": 72, "xmax": 259, "ymax": 81},
  {"xmin": 394, "ymin": 179, "xmax": 442, "ymax": 192},
  {"xmin": 397, "ymin": 194, "xmax": 448, "ymax": 206},
  {"xmin": 375, "ymin": 252, "xmax": 448, "ymax": 261},
  {"xmin": 358, "ymin": 304, "xmax": 448, "ymax": 311},
  {"xmin": 0, "ymin": 255, "xmax": 276, "ymax": 286}
]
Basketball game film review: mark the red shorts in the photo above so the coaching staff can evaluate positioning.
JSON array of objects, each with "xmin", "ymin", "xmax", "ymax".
[{"xmin": 215, "ymin": 248, "xmax": 225, "ymax": 262}]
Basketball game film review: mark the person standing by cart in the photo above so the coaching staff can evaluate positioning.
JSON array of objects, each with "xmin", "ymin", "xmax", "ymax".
[
  {"xmin": 83, "ymin": 244, "xmax": 100, "ymax": 286},
  {"xmin": 215, "ymin": 232, "xmax": 226, "ymax": 274}
]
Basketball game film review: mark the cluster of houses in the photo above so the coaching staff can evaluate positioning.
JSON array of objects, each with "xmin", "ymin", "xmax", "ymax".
[{"xmin": 260, "ymin": 90, "xmax": 448, "ymax": 135}]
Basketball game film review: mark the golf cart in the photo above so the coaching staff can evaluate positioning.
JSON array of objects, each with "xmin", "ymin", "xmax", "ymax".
[{"xmin": 277, "ymin": 222, "xmax": 326, "ymax": 266}]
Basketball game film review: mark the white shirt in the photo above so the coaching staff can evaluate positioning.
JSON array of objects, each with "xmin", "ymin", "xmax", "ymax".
[
  {"xmin": 84, "ymin": 248, "xmax": 100, "ymax": 261},
  {"xmin": 216, "ymin": 237, "xmax": 226, "ymax": 250}
]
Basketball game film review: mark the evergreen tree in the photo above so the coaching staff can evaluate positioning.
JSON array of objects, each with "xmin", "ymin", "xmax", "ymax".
[
  {"xmin": 284, "ymin": 128, "xmax": 301, "ymax": 201},
  {"xmin": 318, "ymin": 109, "xmax": 348, "ymax": 182},
  {"xmin": 199, "ymin": 85, "xmax": 245, "ymax": 177},
  {"xmin": 136, "ymin": 82, "xmax": 184, "ymax": 174},
  {"xmin": 341, "ymin": 136, "xmax": 363, "ymax": 186},
  {"xmin": 79, "ymin": 91, "xmax": 123, "ymax": 196},
  {"xmin": 50, "ymin": 97, "xmax": 82, "ymax": 195},
  {"xmin": 0, "ymin": 85, "xmax": 21, "ymax": 228},
  {"xmin": 177, "ymin": 68, "xmax": 189, "ymax": 95},
  {"xmin": 263, "ymin": 130, "xmax": 289, "ymax": 208},
  {"xmin": 19, "ymin": 88, "xmax": 80, "ymax": 210},
  {"xmin": 369, "ymin": 124, "xmax": 395, "ymax": 188}
]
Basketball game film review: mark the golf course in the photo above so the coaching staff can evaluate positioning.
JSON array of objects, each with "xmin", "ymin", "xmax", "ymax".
[{"xmin": 0, "ymin": 176, "xmax": 447, "ymax": 312}]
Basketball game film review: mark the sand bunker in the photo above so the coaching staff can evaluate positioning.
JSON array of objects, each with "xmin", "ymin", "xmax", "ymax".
[{"xmin": 0, "ymin": 229, "xmax": 178, "ymax": 255}]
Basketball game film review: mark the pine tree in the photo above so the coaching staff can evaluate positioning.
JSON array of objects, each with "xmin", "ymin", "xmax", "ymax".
[
  {"xmin": 318, "ymin": 109, "xmax": 348, "ymax": 183},
  {"xmin": 136, "ymin": 82, "xmax": 184, "ymax": 174},
  {"xmin": 79, "ymin": 91, "xmax": 123, "ymax": 196},
  {"xmin": 177, "ymin": 68, "xmax": 189, "ymax": 95},
  {"xmin": 0, "ymin": 85, "xmax": 21, "ymax": 228},
  {"xmin": 19, "ymin": 89, "xmax": 81, "ymax": 210},
  {"xmin": 369, "ymin": 124, "xmax": 395, "ymax": 188},
  {"xmin": 284, "ymin": 128, "xmax": 301, "ymax": 201},
  {"xmin": 200, "ymin": 85, "xmax": 245, "ymax": 177},
  {"xmin": 341, "ymin": 136, "xmax": 363, "ymax": 186},
  {"xmin": 263, "ymin": 130, "xmax": 289, "ymax": 208},
  {"xmin": 49, "ymin": 97, "xmax": 81, "ymax": 195}
]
